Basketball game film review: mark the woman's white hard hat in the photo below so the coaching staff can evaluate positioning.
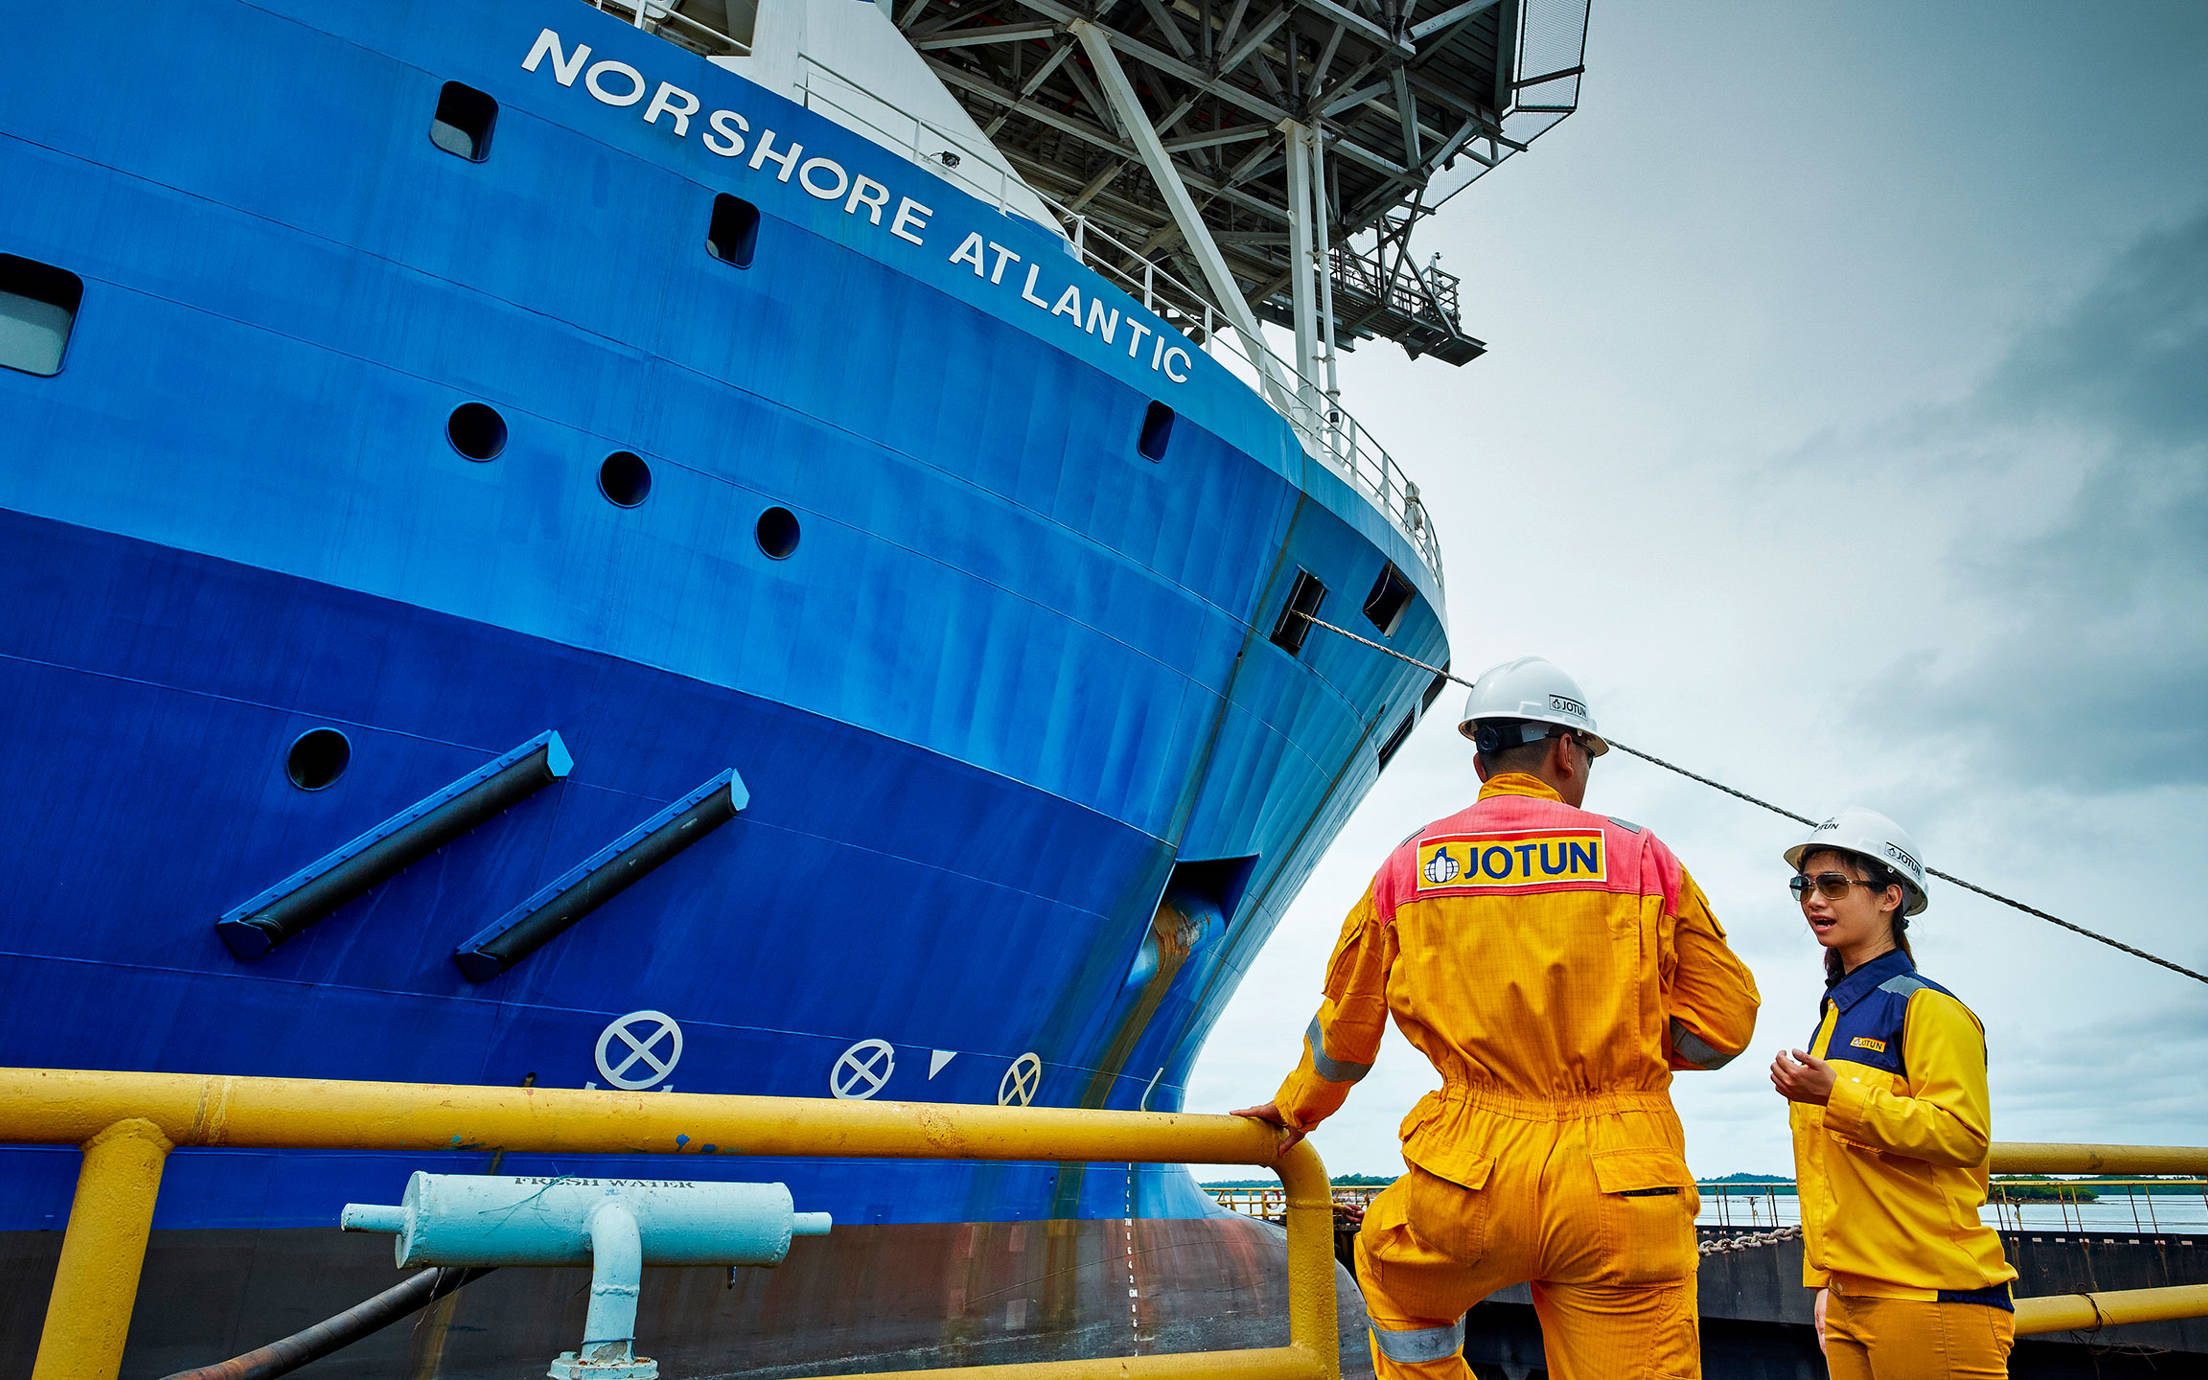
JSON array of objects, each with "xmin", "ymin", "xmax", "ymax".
[
  {"xmin": 1457, "ymin": 656, "xmax": 1609, "ymax": 756},
  {"xmin": 1784, "ymin": 806, "xmax": 1930, "ymax": 916}
]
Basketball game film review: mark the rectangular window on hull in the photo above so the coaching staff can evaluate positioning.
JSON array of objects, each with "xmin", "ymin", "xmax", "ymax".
[
  {"xmin": 709, "ymin": 194, "xmax": 761, "ymax": 268},
  {"xmin": 1269, "ymin": 571, "xmax": 1327, "ymax": 655},
  {"xmin": 1138, "ymin": 401, "xmax": 1175, "ymax": 460},
  {"xmin": 1421, "ymin": 664, "xmax": 1452, "ymax": 713},
  {"xmin": 430, "ymin": 82, "xmax": 498, "ymax": 161},
  {"xmin": 0, "ymin": 254, "xmax": 83, "ymax": 376},
  {"xmin": 1377, "ymin": 711, "xmax": 1416, "ymax": 771}
]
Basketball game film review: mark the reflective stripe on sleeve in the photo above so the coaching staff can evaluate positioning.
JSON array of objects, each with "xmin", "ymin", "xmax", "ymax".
[
  {"xmin": 1879, "ymin": 974, "xmax": 1928, "ymax": 996},
  {"xmin": 1306, "ymin": 1016, "xmax": 1372, "ymax": 1084},
  {"xmin": 1668, "ymin": 1016, "xmax": 1737, "ymax": 1070},
  {"xmin": 1370, "ymin": 1317, "xmax": 1466, "ymax": 1363}
]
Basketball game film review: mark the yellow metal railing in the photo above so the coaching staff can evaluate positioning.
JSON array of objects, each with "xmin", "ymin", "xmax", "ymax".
[
  {"xmin": 0, "ymin": 1068, "xmax": 1338, "ymax": 1380},
  {"xmin": 1985, "ymin": 1144, "xmax": 2208, "ymax": 1338}
]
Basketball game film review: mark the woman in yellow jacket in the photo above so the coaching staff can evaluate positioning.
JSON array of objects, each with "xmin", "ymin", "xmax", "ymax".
[{"xmin": 1768, "ymin": 808, "xmax": 2017, "ymax": 1379}]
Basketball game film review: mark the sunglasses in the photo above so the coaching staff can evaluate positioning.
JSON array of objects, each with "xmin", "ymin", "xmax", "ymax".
[{"xmin": 1789, "ymin": 872, "xmax": 1883, "ymax": 902}]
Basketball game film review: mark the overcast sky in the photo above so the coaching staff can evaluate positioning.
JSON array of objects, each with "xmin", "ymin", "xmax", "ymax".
[{"xmin": 1187, "ymin": 0, "xmax": 2208, "ymax": 1179}]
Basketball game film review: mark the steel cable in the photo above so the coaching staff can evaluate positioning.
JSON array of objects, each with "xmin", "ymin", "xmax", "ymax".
[{"xmin": 1294, "ymin": 612, "xmax": 2208, "ymax": 987}]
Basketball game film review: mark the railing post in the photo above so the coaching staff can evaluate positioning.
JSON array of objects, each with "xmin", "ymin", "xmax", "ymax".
[
  {"xmin": 1277, "ymin": 1141, "xmax": 1341, "ymax": 1380},
  {"xmin": 32, "ymin": 1118, "xmax": 173, "ymax": 1380}
]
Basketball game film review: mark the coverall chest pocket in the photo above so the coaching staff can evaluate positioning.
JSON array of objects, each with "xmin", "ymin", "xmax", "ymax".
[{"xmin": 1590, "ymin": 1149, "xmax": 1699, "ymax": 1288}]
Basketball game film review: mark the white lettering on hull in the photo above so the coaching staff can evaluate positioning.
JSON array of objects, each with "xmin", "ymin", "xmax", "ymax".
[{"xmin": 519, "ymin": 27, "xmax": 1193, "ymax": 387}]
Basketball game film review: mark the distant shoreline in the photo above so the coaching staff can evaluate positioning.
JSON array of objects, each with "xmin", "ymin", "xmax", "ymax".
[{"xmin": 1199, "ymin": 1173, "xmax": 2129, "ymax": 1203}]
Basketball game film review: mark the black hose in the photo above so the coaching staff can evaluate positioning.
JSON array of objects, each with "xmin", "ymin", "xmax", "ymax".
[{"xmin": 159, "ymin": 1266, "xmax": 495, "ymax": 1380}]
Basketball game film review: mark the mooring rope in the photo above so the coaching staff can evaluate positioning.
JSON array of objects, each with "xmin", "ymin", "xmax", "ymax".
[{"xmin": 1294, "ymin": 612, "xmax": 2208, "ymax": 988}]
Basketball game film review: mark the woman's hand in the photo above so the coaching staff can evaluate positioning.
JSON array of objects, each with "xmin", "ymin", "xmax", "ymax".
[
  {"xmin": 1814, "ymin": 1288, "xmax": 1829, "ymax": 1354},
  {"xmin": 1230, "ymin": 1101, "xmax": 1306, "ymax": 1152},
  {"xmin": 1769, "ymin": 1048, "xmax": 1836, "ymax": 1105}
]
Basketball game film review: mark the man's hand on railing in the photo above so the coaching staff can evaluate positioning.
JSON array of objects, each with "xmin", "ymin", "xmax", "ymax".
[{"xmin": 1230, "ymin": 1101, "xmax": 1306, "ymax": 1154}]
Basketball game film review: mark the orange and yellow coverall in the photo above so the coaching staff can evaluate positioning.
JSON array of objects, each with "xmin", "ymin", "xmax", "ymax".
[
  {"xmin": 1272, "ymin": 773, "xmax": 1760, "ymax": 1380},
  {"xmin": 1791, "ymin": 948, "xmax": 2017, "ymax": 1379}
]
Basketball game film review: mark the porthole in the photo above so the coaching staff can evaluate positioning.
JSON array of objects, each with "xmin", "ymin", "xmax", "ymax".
[
  {"xmin": 447, "ymin": 402, "xmax": 506, "ymax": 461},
  {"xmin": 599, "ymin": 450, "xmax": 651, "ymax": 507},
  {"xmin": 429, "ymin": 82, "xmax": 498, "ymax": 162},
  {"xmin": 755, "ymin": 506, "xmax": 800, "ymax": 559},
  {"xmin": 286, "ymin": 728, "xmax": 352, "ymax": 791}
]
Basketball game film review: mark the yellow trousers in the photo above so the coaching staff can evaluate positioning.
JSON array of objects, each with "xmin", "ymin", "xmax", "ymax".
[
  {"xmin": 1353, "ymin": 1151, "xmax": 1701, "ymax": 1380},
  {"xmin": 1823, "ymin": 1291, "xmax": 2015, "ymax": 1380}
]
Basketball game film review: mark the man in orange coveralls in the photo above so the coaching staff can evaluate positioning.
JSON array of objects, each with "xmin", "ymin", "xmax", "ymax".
[{"xmin": 1236, "ymin": 656, "xmax": 1761, "ymax": 1380}]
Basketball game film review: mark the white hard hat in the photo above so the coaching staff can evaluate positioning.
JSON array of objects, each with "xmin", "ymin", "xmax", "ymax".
[
  {"xmin": 1783, "ymin": 807, "xmax": 1929, "ymax": 916},
  {"xmin": 1457, "ymin": 656, "xmax": 1609, "ymax": 756}
]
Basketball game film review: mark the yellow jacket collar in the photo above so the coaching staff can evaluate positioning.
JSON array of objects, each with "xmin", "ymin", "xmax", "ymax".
[{"xmin": 1477, "ymin": 772, "xmax": 1562, "ymax": 803}]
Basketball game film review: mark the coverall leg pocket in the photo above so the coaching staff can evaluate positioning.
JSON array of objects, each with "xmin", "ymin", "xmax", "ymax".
[
  {"xmin": 1592, "ymin": 1188, "xmax": 1697, "ymax": 1287},
  {"xmin": 1588, "ymin": 1147, "xmax": 1697, "ymax": 1288},
  {"xmin": 1355, "ymin": 1167, "xmax": 1491, "ymax": 1348}
]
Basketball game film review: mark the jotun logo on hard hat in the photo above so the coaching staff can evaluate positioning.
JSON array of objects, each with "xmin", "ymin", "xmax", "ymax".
[{"xmin": 1883, "ymin": 841, "xmax": 1923, "ymax": 882}]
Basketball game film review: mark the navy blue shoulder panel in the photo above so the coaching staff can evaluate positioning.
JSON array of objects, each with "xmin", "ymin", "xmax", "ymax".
[
  {"xmin": 1827, "ymin": 971, "xmax": 1963, "ymax": 1079},
  {"xmin": 1827, "ymin": 987, "xmax": 1912, "ymax": 1077}
]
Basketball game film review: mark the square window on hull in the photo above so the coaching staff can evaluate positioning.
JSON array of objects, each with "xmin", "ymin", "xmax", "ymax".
[
  {"xmin": 430, "ymin": 82, "xmax": 498, "ymax": 161},
  {"xmin": 1362, "ymin": 562, "xmax": 1414, "ymax": 637},
  {"xmin": 0, "ymin": 254, "xmax": 83, "ymax": 376}
]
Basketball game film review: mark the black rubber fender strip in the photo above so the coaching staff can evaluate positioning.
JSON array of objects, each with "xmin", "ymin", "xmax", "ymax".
[
  {"xmin": 216, "ymin": 731, "xmax": 572, "ymax": 959},
  {"xmin": 454, "ymin": 767, "xmax": 746, "ymax": 981},
  {"xmin": 158, "ymin": 1266, "xmax": 495, "ymax": 1380}
]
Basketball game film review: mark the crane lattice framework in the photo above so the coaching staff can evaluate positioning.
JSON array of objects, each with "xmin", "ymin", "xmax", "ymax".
[{"xmin": 891, "ymin": 0, "xmax": 1589, "ymax": 367}]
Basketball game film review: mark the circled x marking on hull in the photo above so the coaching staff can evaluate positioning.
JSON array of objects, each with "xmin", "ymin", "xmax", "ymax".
[
  {"xmin": 999, "ymin": 1052, "xmax": 1042, "ymax": 1106},
  {"xmin": 595, "ymin": 1010, "xmax": 683, "ymax": 1090},
  {"xmin": 832, "ymin": 1039, "xmax": 896, "ymax": 1100}
]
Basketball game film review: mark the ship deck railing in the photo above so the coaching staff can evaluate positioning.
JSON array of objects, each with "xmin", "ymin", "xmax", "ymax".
[
  {"xmin": 792, "ymin": 58, "xmax": 1446, "ymax": 587},
  {"xmin": 588, "ymin": 0, "xmax": 751, "ymax": 59},
  {"xmin": 1, "ymin": 1067, "xmax": 1341, "ymax": 1380}
]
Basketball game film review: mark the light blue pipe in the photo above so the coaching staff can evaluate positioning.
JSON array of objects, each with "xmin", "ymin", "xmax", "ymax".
[
  {"xmin": 582, "ymin": 1200, "xmax": 643, "ymax": 1362},
  {"xmin": 341, "ymin": 1173, "xmax": 830, "ymax": 1377}
]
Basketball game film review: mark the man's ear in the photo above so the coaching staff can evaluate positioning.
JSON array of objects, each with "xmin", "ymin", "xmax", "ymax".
[
  {"xmin": 1550, "ymin": 732, "xmax": 1580, "ymax": 782},
  {"xmin": 1473, "ymin": 752, "xmax": 1493, "ymax": 783}
]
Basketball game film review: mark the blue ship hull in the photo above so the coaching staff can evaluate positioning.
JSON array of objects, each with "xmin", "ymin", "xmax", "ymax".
[{"xmin": 0, "ymin": 0, "xmax": 1446, "ymax": 1369}]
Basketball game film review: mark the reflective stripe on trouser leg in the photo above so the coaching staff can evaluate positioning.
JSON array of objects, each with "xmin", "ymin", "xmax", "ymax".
[{"xmin": 1370, "ymin": 1317, "xmax": 1466, "ymax": 1364}]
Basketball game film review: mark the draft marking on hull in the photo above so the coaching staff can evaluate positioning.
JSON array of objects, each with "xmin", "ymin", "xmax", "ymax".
[
  {"xmin": 594, "ymin": 1010, "xmax": 683, "ymax": 1090},
  {"xmin": 998, "ymin": 1052, "xmax": 1042, "ymax": 1106},
  {"xmin": 832, "ymin": 1039, "xmax": 896, "ymax": 1099}
]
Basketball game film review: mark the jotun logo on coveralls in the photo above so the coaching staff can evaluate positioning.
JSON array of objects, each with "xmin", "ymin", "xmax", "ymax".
[{"xmin": 1416, "ymin": 831, "xmax": 1607, "ymax": 893}]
